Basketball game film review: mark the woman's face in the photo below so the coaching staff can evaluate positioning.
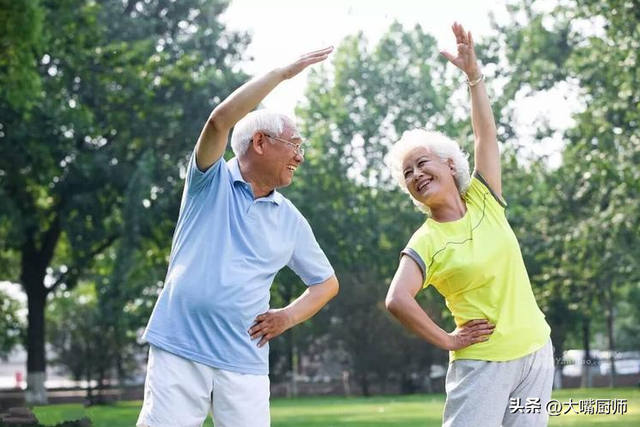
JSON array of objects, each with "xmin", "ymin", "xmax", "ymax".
[{"xmin": 402, "ymin": 147, "xmax": 457, "ymax": 206}]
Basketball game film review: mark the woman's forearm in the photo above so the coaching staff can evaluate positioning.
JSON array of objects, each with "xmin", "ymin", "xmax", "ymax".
[
  {"xmin": 467, "ymin": 69, "xmax": 497, "ymax": 144},
  {"xmin": 386, "ymin": 295, "xmax": 452, "ymax": 350}
]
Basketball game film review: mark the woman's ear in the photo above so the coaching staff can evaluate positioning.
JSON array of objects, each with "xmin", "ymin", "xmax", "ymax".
[{"xmin": 447, "ymin": 158, "xmax": 457, "ymax": 175}]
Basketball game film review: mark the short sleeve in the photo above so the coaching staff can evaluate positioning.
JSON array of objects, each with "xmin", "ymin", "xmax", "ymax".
[
  {"xmin": 287, "ymin": 216, "xmax": 335, "ymax": 286},
  {"xmin": 468, "ymin": 172, "xmax": 507, "ymax": 209},
  {"xmin": 186, "ymin": 150, "xmax": 225, "ymax": 198},
  {"xmin": 402, "ymin": 228, "xmax": 430, "ymax": 288}
]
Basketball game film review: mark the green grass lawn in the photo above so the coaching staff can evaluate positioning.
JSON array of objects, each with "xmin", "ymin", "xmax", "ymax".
[{"xmin": 32, "ymin": 388, "xmax": 639, "ymax": 427}]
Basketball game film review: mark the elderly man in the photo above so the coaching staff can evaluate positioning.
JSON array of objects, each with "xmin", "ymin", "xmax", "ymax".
[{"xmin": 137, "ymin": 47, "xmax": 338, "ymax": 427}]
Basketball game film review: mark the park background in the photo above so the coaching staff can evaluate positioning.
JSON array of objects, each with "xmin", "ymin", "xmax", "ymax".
[{"xmin": 1, "ymin": 0, "xmax": 639, "ymax": 425}]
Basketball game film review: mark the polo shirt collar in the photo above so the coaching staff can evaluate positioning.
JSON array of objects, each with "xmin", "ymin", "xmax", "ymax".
[{"xmin": 228, "ymin": 157, "xmax": 283, "ymax": 205}]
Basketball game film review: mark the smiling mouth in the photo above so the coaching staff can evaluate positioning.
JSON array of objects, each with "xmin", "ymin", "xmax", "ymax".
[
  {"xmin": 286, "ymin": 165, "xmax": 297, "ymax": 173},
  {"xmin": 417, "ymin": 178, "xmax": 432, "ymax": 191}
]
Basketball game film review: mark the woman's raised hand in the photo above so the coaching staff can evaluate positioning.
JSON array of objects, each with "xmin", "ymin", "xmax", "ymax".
[{"xmin": 440, "ymin": 22, "xmax": 481, "ymax": 80}]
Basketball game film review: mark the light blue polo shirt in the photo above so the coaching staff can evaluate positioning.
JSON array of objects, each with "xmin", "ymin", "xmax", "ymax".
[{"xmin": 143, "ymin": 152, "xmax": 334, "ymax": 375}]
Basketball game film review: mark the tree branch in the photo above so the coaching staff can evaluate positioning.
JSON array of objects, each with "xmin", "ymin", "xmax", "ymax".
[{"xmin": 48, "ymin": 234, "xmax": 119, "ymax": 295}]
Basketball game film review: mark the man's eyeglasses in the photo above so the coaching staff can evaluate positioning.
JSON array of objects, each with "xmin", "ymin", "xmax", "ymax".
[{"xmin": 263, "ymin": 132, "xmax": 305, "ymax": 157}]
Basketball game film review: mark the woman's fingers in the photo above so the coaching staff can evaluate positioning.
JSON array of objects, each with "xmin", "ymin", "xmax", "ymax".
[
  {"xmin": 462, "ymin": 319, "xmax": 495, "ymax": 336},
  {"xmin": 440, "ymin": 50, "xmax": 457, "ymax": 63}
]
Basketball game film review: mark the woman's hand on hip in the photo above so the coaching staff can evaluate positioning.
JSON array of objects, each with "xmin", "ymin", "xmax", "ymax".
[{"xmin": 446, "ymin": 319, "xmax": 495, "ymax": 351}]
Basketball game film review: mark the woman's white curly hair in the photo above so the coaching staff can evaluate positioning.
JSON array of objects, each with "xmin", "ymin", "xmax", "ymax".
[{"xmin": 385, "ymin": 128, "xmax": 470, "ymax": 214}]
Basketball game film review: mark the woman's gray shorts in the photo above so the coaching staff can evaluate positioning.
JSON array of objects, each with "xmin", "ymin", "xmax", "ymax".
[{"xmin": 443, "ymin": 340, "xmax": 554, "ymax": 427}]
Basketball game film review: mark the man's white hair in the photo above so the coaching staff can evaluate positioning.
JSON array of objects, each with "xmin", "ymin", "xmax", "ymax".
[
  {"xmin": 385, "ymin": 128, "xmax": 470, "ymax": 214},
  {"xmin": 231, "ymin": 109, "xmax": 298, "ymax": 157}
]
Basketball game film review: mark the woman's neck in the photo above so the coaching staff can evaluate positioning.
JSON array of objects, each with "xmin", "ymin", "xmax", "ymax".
[{"xmin": 428, "ymin": 193, "xmax": 467, "ymax": 223}]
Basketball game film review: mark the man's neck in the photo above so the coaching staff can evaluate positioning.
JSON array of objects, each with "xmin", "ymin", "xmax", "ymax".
[{"xmin": 237, "ymin": 158, "xmax": 273, "ymax": 199}]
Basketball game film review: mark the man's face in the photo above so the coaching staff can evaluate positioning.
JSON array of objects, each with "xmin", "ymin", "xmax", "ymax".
[{"xmin": 262, "ymin": 125, "xmax": 305, "ymax": 189}]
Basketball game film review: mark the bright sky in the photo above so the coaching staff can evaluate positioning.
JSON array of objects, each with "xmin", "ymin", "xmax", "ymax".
[
  {"xmin": 222, "ymin": 0, "xmax": 578, "ymax": 166},
  {"xmin": 223, "ymin": 0, "xmax": 498, "ymax": 115}
]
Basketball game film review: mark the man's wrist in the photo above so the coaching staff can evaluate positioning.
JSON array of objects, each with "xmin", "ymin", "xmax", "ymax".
[
  {"xmin": 282, "ymin": 306, "xmax": 296, "ymax": 328},
  {"xmin": 269, "ymin": 68, "xmax": 282, "ymax": 81}
]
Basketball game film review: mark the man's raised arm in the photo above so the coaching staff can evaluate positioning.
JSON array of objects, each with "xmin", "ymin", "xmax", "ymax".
[{"xmin": 194, "ymin": 46, "xmax": 333, "ymax": 171}]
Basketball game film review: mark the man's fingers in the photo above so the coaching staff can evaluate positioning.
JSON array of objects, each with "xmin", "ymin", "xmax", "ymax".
[
  {"xmin": 303, "ymin": 54, "xmax": 330, "ymax": 67},
  {"xmin": 249, "ymin": 323, "xmax": 267, "ymax": 337},
  {"xmin": 300, "ymin": 46, "xmax": 334, "ymax": 61},
  {"xmin": 250, "ymin": 321, "xmax": 276, "ymax": 340},
  {"xmin": 249, "ymin": 315, "xmax": 274, "ymax": 333},
  {"xmin": 257, "ymin": 335, "xmax": 270, "ymax": 348},
  {"xmin": 306, "ymin": 46, "xmax": 334, "ymax": 56}
]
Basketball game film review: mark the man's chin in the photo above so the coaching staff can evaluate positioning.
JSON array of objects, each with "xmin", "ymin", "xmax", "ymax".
[{"xmin": 276, "ymin": 178, "xmax": 293, "ymax": 189}]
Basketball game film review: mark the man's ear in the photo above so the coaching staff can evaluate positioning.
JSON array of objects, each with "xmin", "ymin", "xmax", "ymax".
[{"xmin": 251, "ymin": 131, "xmax": 267, "ymax": 155}]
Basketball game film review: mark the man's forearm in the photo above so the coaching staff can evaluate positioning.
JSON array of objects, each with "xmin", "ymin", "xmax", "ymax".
[
  {"xmin": 209, "ymin": 69, "xmax": 286, "ymax": 130},
  {"xmin": 284, "ymin": 276, "xmax": 339, "ymax": 327},
  {"xmin": 195, "ymin": 68, "xmax": 287, "ymax": 170},
  {"xmin": 248, "ymin": 275, "xmax": 338, "ymax": 347}
]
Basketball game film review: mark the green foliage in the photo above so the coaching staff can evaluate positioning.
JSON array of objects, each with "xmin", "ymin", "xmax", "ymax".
[
  {"xmin": 3, "ymin": 0, "xmax": 638, "ymax": 395},
  {"xmin": 486, "ymin": 0, "xmax": 640, "ymax": 362},
  {"xmin": 0, "ymin": 0, "xmax": 44, "ymax": 109},
  {"xmin": 0, "ymin": 289, "xmax": 25, "ymax": 357},
  {"xmin": 287, "ymin": 22, "xmax": 467, "ymax": 393},
  {"xmin": 0, "ymin": 0, "xmax": 250, "ymax": 392}
]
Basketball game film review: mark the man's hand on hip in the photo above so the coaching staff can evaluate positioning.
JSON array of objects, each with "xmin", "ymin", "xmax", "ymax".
[{"xmin": 248, "ymin": 308, "xmax": 294, "ymax": 348}]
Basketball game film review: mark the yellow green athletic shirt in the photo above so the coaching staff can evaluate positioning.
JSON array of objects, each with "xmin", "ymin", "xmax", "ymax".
[{"xmin": 402, "ymin": 172, "xmax": 550, "ymax": 362}]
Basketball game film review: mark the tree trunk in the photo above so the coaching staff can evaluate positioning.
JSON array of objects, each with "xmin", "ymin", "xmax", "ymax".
[
  {"xmin": 291, "ymin": 342, "xmax": 299, "ymax": 398},
  {"xmin": 359, "ymin": 373, "xmax": 370, "ymax": 397},
  {"xmin": 553, "ymin": 340, "xmax": 563, "ymax": 390},
  {"xmin": 24, "ymin": 287, "xmax": 48, "ymax": 405},
  {"xmin": 551, "ymin": 323, "xmax": 566, "ymax": 389},
  {"xmin": 580, "ymin": 318, "xmax": 593, "ymax": 388},
  {"xmin": 606, "ymin": 288, "xmax": 616, "ymax": 387},
  {"xmin": 21, "ymin": 216, "xmax": 61, "ymax": 405}
]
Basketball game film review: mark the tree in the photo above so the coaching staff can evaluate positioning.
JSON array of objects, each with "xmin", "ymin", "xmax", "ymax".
[
  {"xmin": 288, "ymin": 23, "xmax": 466, "ymax": 394},
  {"xmin": 0, "ymin": 289, "xmax": 25, "ymax": 359},
  {"xmin": 0, "ymin": 0, "xmax": 44, "ymax": 110},
  {"xmin": 46, "ymin": 283, "xmax": 122, "ymax": 403},
  {"xmin": 485, "ymin": 0, "xmax": 640, "ymax": 387},
  {"xmin": 0, "ymin": 0, "xmax": 249, "ymax": 403}
]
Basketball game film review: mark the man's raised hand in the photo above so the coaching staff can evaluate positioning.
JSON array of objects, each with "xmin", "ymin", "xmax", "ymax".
[{"xmin": 280, "ymin": 46, "xmax": 333, "ymax": 80}]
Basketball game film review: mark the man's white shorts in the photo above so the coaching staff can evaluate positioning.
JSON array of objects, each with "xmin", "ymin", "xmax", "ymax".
[{"xmin": 136, "ymin": 345, "xmax": 270, "ymax": 427}]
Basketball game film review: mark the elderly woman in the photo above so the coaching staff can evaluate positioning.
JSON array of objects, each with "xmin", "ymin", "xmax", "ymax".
[{"xmin": 385, "ymin": 23, "xmax": 553, "ymax": 427}]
